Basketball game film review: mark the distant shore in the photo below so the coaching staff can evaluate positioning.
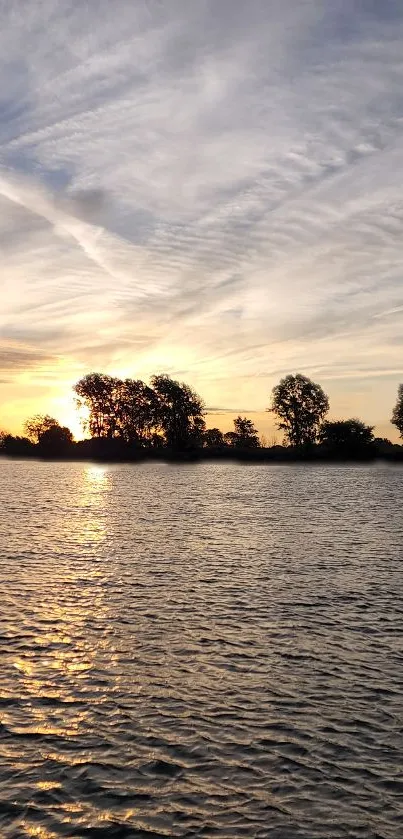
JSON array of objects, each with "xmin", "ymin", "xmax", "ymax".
[
  {"xmin": 1, "ymin": 440, "xmax": 403, "ymax": 464},
  {"xmin": 4, "ymin": 371, "xmax": 403, "ymax": 463}
]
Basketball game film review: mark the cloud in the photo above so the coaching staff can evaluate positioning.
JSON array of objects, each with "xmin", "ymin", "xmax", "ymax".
[
  {"xmin": 0, "ymin": 343, "xmax": 57, "ymax": 374},
  {"xmin": 0, "ymin": 1, "xmax": 403, "ymax": 434}
]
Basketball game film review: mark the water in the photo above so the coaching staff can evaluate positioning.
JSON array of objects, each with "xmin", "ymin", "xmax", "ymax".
[{"xmin": 0, "ymin": 460, "xmax": 402, "ymax": 839}]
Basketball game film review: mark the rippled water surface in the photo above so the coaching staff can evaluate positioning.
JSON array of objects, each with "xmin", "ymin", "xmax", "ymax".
[{"xmin": 1, "ymin": 460, "xmax": 402, "ymax": 838}]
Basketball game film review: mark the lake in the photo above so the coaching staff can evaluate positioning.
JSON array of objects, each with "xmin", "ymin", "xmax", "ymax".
[{"xmin": 0, "ymin": 459, "xmax": 402, "ymax": 838}]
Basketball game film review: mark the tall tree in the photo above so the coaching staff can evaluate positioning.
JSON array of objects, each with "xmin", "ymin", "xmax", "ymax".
[
  {"xmin": 74, "ymin": 372, "xmax": 205, "ymax": 448},
  {"xmin": 117, "ymin": 379, "xmax": 157, "ymax": 445},
  {"xmin": 74, "ymin": 373, "xmax": 123, "ymax": 438},
  {"xmin": 151, "ymin": 374, "xmax": 205, "ymax": 449},
  {"xmin": 270, "ymin": 373, "xmax": 329, "ymax": 446},
  {"xmin": 391, "ymin": 384, "xmax": 403, "ymax": 439},
  {"xmin": 23, "ymin": 414, "xmax": 59, "ymax": 444}
]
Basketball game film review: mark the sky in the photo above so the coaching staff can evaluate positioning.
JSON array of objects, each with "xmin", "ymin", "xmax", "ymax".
[{"xmin": 1, "ymin": 0, "xmax": 403, "ymax": 441}]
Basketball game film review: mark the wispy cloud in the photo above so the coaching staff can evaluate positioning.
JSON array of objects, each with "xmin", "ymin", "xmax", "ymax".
[{"xmin": 1, "ymin": 1, "xmax": 403, "ymax": 433}]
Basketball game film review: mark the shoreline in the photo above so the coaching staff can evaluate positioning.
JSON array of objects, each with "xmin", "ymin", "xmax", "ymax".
[{"xmin": 1, "ymin": 446, "xmax": 403, "ymax": 465}]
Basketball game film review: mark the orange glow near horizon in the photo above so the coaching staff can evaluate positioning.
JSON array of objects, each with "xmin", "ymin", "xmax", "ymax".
[{"xmin": 0, "ymin": 358, "xmax": 401, "ymax": 444}]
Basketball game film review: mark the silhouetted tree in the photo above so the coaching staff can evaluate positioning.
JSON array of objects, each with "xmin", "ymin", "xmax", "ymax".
[
  {"xmin": 319, "ymin": 419, "xmax": 374, "ymax": 455},
  {"xmin": 24, "ymin": 414, "xmax": 59, "ymax": 444},
  {"xmin": 38, "ymin": 424, "xmax": 74, "ymax": 456},
  {"xmin": 223, "ymin": 431, "xmax": 238, "ymax": 447},
  {"xmin": 74, "ymin": 373, "xmax": 122, "ymax": 438},
  {"xmin": 190, "ymin": 415, "xmax": 206, "ymax": 448},
  {"xmin": 270, "ymin": 373, "xmax": 329, "ymax": 446},
  {"xmin": 149, "ymin": 431, "xmax": 165, "ymax": 449},
  {"xmin": 117, "ymin": 379, "xmax": 158, "ymax": 445},
  {"xmin": 233, "ymin": 416, "xmax": 260, "ymax": 448},
  {"xmin": 74, "ymin": 372, "xmax": 206, "ymax": 449},
  {"xmin": 151, "ymin": 374, "xmax": 205, "ymax": 449},
  {"xmin": 391, "ymin": 384, "xmax": 403, "ymax": 439},
  {"xmin": 1, "ymin": 434, "xmax": 35, "ymax": 456},
  {"xmin": 223, "ymin": 417, "xmax": 260, "ymax": 448},
  {"xmin": 373, "ymin": 437, "xmax": 398, "ymax": 455},
  {"xmin": 204, "ymin": 428, "xmax": 225, "ymax": 447}
]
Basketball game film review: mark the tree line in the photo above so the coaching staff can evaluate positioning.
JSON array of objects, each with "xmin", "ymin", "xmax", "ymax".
[{"xmin": 1, "ymin": 371, "xmax": 403, "ymax": 461}]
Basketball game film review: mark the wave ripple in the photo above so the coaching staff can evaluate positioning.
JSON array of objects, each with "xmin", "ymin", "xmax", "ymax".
[{"xmin": 0, "ymin": 460, "xmax": 402, "ymax": 838}]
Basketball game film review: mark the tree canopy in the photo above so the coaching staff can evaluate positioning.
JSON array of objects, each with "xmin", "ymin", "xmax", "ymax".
[
  {"xmin": 151, "ymin": 374, "xmax": 205, "ymax": 449},
  {"xmin": 270, "ymin": 373, "xmax": 329, "ymax": 447},
  {"xmin": 19, "ymin": 415, "xmax": 74, "ymax": 456},
  {"xmin": 74, "ymin": 372, "xmax": 206, "ymax": 450},
  {"xmin": 38, "ymin": 424, "xmax": 74, "ymax": 455},
  {"xmin": 117, "ymin": 379, "xmax": 157, "ymax": 445},
  {"xmin": 318, "ymin": 419, "xmax": 374, "ymax": 454},
  {"xmin": 0, "ymin": 434, "xmax": 35, "ymax": 456},
  {"xmin": 391, "ymin": 384, "xmax": 403, "ymax": 439},
  {"xmin": 203, "ymin": 428, "xmax": 225, "ymax": 447},
  {"xmin": 74, "ymin": 373, "xmax": 123, "ymax": 439},
  {"xmin": 232, "ymin": 416, "xmax": 260, "ymax": 448},
  {"xmin": 24, "ymin": 414, "xmax": 59, "ymax": 444}
]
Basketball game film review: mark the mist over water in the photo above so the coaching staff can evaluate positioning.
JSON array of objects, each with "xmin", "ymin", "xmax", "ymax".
[{"xmin": 0, "ymin": 460, "xmax": 402, "ymax": 838}]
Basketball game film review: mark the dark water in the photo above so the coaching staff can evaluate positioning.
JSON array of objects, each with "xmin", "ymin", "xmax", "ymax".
[{"xmin": 0, "ymin": 460, "xmax": 402, "ymax": 839}]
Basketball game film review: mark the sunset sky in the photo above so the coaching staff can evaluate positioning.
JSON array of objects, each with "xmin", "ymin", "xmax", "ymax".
[{"xmin": 1, "ymin": 1, "xmax": 403, "ymax": 441}]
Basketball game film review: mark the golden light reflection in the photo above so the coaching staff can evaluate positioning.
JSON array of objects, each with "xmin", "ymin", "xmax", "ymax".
[
  {"xmin": 57, "ymin": 801, "xmax": 83, "ymax": 813},
  {"xmin": 75, "ymin": 464, "xmax": 110, "ymax": 547},
  {"xmin": 10, "ymin": 611, "xmax": 104, "ymax": 740},
  {"xmin": 85, "ymin": 464, "xmax": 108, "ymax": 485},
  {"xmin": 37, "ymin": 781, "xmax": 62, "ymax": 791},
  {"xmin": 32, "ymin": 634, "xmax": 72, "ymax": 646},
  {"xmin": 13, "ymin": 658, "xmax": 34, "ymax": 675},
  {"xmin": 6, "ymin": 464, "xmax": 119, "ymax": 782},
  {"xmin": 19, "ymin": 824, "xmax": 59, "ymax": 839},
  {"xmin": 10, "ymin": 556, "xmax": 112, "ymax": 726}
]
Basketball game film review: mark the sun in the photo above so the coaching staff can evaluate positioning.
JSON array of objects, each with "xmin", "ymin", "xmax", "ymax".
[{"xmin": 50, "ymin": 391, "xmax": 88, "ymax": 441}]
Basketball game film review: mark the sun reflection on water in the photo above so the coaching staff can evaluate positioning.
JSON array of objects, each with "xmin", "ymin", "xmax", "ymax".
[
  {"xmin": 75, "ymin": 464, "xmax": 111, "ymax": 548},
  {"xmin": 80, "ymin": 464, "xmax": 110, "ymax": 505},
  {"xmin": 7, "ymin": 461, "xmax": 116, "ymax": 747},
  {"xmin": 84, "ymin": 464, "xmax": 109, "ymax": 484}
]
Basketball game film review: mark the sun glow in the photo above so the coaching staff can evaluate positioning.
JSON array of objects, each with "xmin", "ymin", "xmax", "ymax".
[{"xmin": 50, "ymin": 390, "xmax": 88, "ymax": 440}]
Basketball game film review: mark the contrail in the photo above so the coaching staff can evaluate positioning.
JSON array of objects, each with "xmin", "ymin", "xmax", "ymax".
[{"xmin": 0, "ymin": 171, "xmax": 122, "ymax": 283}]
